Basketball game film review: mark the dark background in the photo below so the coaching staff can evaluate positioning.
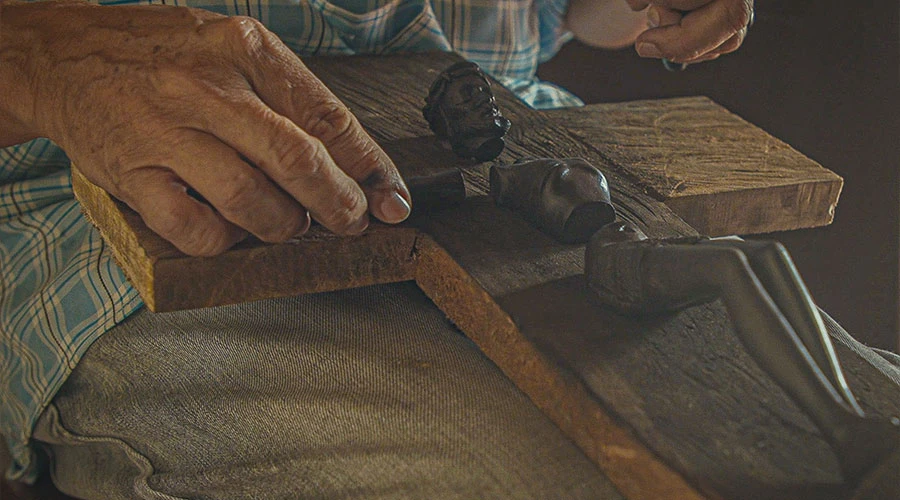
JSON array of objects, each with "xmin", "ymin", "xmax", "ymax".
[{"xmin": 539, "ymin": 0, "xmax": 900, "ymax": 351}]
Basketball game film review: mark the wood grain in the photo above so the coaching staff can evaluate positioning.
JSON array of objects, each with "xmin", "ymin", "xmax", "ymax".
[
  {"xmin": 72, "ymin": 167, "xmax": 419, "ymax": 312},
  {"xmin": 70, "ymin": 52, "xmax": 890, "ymax": 500},
  {"xmin": 547, "ymin": 97, "xmax": 843, "ymax": 236}
]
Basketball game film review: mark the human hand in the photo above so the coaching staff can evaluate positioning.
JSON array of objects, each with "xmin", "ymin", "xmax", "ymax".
[
  {"xmin": 625, "ymin": 0, "xmax": 754, "ymax": 64},
  {"xmin": 2, "ymin": 0, "xmax": 411, "ymax": 256}
]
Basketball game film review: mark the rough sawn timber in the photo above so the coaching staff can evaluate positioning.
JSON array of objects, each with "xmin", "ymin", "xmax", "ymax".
[
  {"xmin": 69, "ymin": 52, "xmax": 895, "ymax": 500},
  {"xmin": 71, "ymin": 167, "xmax": 419, "ymax": 312},
  {"xmin": 547, "ymin": 98, "xmax": 843, "ymax": 236}
]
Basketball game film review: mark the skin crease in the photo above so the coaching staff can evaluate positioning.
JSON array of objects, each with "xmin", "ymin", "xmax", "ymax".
[
  {"xmin": 0, "ymin": 0, "xmax": 412, "ymax": 257},
  {"xmin": 0, "ymin": 0, "xmax": 750, "ymax": 256},
  {"xmin": 566, "ymin": 0, "xmax": 753, "ymax": 64}
]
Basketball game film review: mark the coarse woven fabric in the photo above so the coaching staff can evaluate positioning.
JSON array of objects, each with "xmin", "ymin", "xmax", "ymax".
[
  {"xmin": 31, "ymin": 282, "xmax": 621, "ymax": 499},
  {"xmin": 0, "ymin": 0, "xmax": 583, "ymax": 481}
]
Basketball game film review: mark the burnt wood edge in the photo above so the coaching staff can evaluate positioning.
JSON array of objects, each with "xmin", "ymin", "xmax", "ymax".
[
  {"xmin": 72, "ymin": 168, "xmax": 706, "ymax": 498},
  {"xmin": 412, "ymin": 235, "xmax": 709, "ymax": 500},
  {"xmin": 72, "ymin": 165, "xmax": 420, "ymax": 312},
  {"xmin": 73, "ymin": 165, "xmax": 893, "ymax": 499},
  {"xmin": 71, "ymin": 165, "xmax": 160, "ymax": 311}
]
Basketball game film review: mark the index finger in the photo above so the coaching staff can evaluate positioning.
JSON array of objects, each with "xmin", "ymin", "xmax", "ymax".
[{"xmin": 239, "ymin": 21, "xmax": 412, "ymax": 224}]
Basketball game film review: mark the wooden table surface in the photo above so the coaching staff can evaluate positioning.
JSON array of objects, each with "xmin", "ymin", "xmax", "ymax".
[{"xmin": 71, "ymin": 52, "xmax": 897, "ymax": 500}]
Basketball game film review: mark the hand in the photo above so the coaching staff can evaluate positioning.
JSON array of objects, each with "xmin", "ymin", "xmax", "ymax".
[
  {"xmin": 626, "ymin": 0, "xmax": 754, "ymax": 64},
  {"xmin": 2, "ymin": 0, "xmax": 411, "ymax": 256}
]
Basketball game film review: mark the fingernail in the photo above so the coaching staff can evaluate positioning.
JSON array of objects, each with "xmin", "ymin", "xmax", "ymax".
[
  {"xmin": 647, "ymin": 8, "xmax": 659, "ymax": 28},
  {"xmin": 347, "ymin": 213, "xmax": 369, "ymax": 234},
  {"xmin": 637, "ymin": 43, "xmax": 662, "ymax": 58},
  {"xmin": 294, "ymin": 211, "xmax": 311, "ymax": 237},
  {"xmin": 380, "ymin": 191, "xmax": 411, "ymax": 223}
]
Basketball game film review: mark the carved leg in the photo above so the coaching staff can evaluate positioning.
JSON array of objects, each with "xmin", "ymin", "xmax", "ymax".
[
  {"xmin": 638, "ymin": 245, "xmax": 854, "ymax": 434},
  {"xmin": 701, "ymin": 239, "xmax": 863, "ymax": 415},
  {"xmin": 586, "ymin": 234, "xmax": 900, "ymax": 482},
  {"xmin": 697, "ymin": 240, "xmax": 900, "ymax": 480}
]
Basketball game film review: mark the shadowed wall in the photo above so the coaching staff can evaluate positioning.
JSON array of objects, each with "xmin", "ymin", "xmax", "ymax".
[{"xmin": 539, "ymin": 0, "xmax": 900, "ymax": 351}]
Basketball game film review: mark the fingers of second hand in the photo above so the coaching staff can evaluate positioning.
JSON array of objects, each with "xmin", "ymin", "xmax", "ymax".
[
  {"xmin": 170, "ymin": 130, "xmax": 311, "ymax": 242},
  {"xmin": 117, "ymin": 167, "xmax": 247, "ymax": 256},
  {"xmin": 238, "ymin": 29, "xmax": 411, "ymax": 224},
  {"xmin": 673, "ymin": 12, "xmax": 749, "ymax": 65},
  {"xmin": 645, "ymin": 6, "xmax": 687, "ymax": 70},
  {"xmin": 640, "ymin": 0, "xmax": 750, "ymax": 64},
  {"xmin": 648, "ymin": 4, "xmax": 684, "ymax": 28}
]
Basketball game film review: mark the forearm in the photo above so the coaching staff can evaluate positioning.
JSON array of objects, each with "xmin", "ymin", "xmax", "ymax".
[
  {"xmin": 0, "ymin": 0, "xmax": 45, "ymax": 146},
  {"xmin": 565, "ymin": 0, "xmax": 647, "ymax": 49}
]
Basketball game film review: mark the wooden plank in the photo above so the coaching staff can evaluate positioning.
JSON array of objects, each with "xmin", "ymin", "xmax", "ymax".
[
  {"xmin": 503, "ymin": 278, "xmax": 900, "ymax": 500},
  {"xmin": 414, "ymin": 234, "xmax": 701, "ymax": 500},
  {"xmin": 72, "ymin": 167, "xmax": 419, "ymax": 312},
  {"xmin": 546, "ymin": 98, "xmax": 844, "ymax": 236},
  {"xmin": 316, "ymin": 53, "xmax": 895, "ymax": 500},
  {"xmin": 72, "ymin": 51, "xmax": 704, "ymax": 498},
  {"xmin": 70, "ymin": 52, "xmax": 895, "ymax": 500},
  {"xmin": 303, "ymin": 54, "xmax": 696, "ymax": 239}
]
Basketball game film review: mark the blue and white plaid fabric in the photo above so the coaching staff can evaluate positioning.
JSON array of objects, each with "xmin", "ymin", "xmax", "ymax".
[{"xmin": 1, "ymin": 0, "xmax": 582, "ymax": 481}]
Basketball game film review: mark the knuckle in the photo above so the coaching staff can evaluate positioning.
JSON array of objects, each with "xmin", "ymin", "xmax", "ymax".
[
  {"xmin": 185, "ymin": 230, "xmax": 233, "ymax": 257},
  {"xmin": 215, "ymin": 171, "xmax": 262, "ymax": 213},
  {"xmin": 146, "ymin": 204, "xmax": 208, "ymax": 252},
  {"xmin": 221, "ymin": 15, "xmax": 267, "ymax": 54},
  {"xmin": 271, "ymin": 135, "xmax": 326, "ymax": 180},
  {"xmin": 314, "ymin": 181, "xmax": 366, "ymax": 231},
  {"xmin": 225, "ymin": 15, "xmax": 265, "ymax": 39},
  {"xmin": 303, "ymin": 101, "xmax": 356, "ymax": 144},
  {"xmin": 324, "ymin": 195, "xmax": 366, "ymax": 232},
  {"xmin": 258, "ymin": 209, "xmax": 308, "ymax": 243},
  {"xmin": 153, "ymin": 209, "xmax": 234, "ymax": 256},
  {"xmin": 350, "ymin": 143, "xmax": 389, "ymax": 183}
]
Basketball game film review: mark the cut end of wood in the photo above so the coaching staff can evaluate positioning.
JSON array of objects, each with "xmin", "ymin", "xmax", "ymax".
[
  {"xmin": 149, "ymin": 226, "xmax": 419, "ymax": 312},
  {"xmin": 665, "ymin": 178, "xmax": 844, "ymax": 236},
  {"xmin": 71, "ymin": 165, "xmax": 159, "ymax": 311},
  {"xmin": 413, "ymin": 235, "xmax": 708, "ymax": 500},
  {"xmin": 546, "ymin": 97, "xmax": 845, "ymax": 236}
]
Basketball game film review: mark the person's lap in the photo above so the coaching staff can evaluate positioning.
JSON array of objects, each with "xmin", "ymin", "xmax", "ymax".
[{"xmin": 32, "ymin": 282, "xmax": 619, "ymax": 499}]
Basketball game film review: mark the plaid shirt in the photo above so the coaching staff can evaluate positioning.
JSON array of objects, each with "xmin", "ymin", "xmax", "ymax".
[{"xmin": 1, "ymin": 0, "xmax": 582, "ymax": 481}]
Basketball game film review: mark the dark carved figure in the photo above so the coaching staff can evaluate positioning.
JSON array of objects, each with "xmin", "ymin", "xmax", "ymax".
[
  {"xmin": 586, "ymin": 222, "xmax": 900, "ymax": 495},
  {"xmin": 423, "ymin": 61, "xmax": 511, "ymax": 162},
  {"xmin": 405, "ymin": 168, "xmax": 467, "ymax": 216},
  {"xmin": 490, "ymin": 158, "xmax": 616, "ymax": 244}
]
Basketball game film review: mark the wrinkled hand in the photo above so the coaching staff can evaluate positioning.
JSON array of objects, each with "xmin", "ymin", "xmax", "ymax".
[
  {"xmin": 5, "ymin": 0, "xmax": 411, "ymax": 256},
  {"xmin": 626, "ymin": 0, "xmax": 754, "ymax": 63}
]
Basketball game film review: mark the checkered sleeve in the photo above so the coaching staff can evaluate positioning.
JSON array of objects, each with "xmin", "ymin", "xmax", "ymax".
[{"xmin": 2, "ymin": 0, "xmax": 584, "ymax": 482}]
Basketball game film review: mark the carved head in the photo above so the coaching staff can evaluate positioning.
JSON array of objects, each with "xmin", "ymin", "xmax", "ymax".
[
  {"xmin": 423, "ymin": 61, "xmax": 511, "ymax": 161},
  {"xmin": 490, "ymin": 157, "xmax": 616, "ymax": 243}
]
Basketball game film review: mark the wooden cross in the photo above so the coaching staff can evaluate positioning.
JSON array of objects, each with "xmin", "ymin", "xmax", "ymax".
[{"xmin": 73, "ymin": 52, "xmax": 897, "ymax": 500}]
